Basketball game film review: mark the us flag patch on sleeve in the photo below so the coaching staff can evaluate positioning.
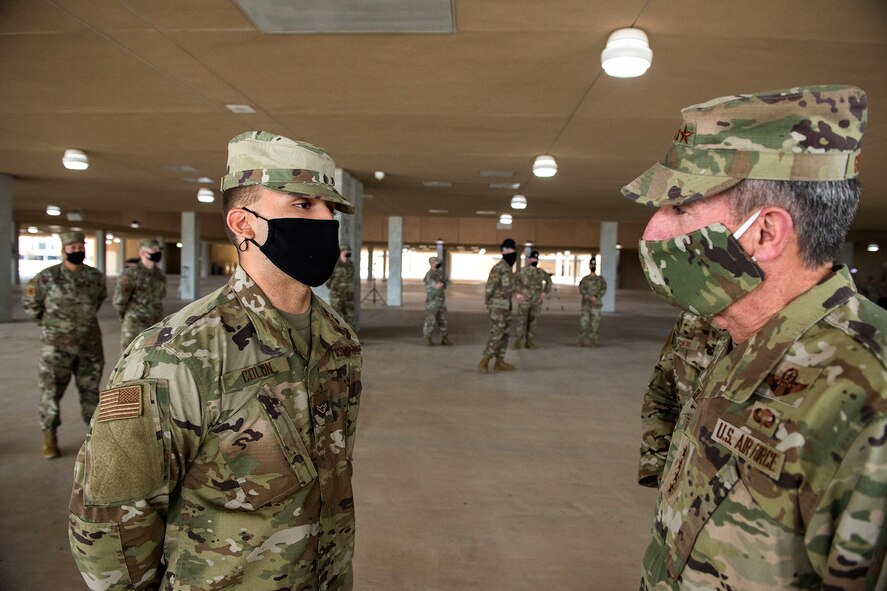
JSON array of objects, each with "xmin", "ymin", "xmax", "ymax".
[{"xmin": 96, "ymin": 385, "xmax": 143, "ymax": 422}]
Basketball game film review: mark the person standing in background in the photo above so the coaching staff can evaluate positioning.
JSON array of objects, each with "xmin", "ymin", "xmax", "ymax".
[
  {"xmin": 479, "ymin": 238, "xmax": 518, "ymax": 373},
  {"xmin": 327, "ymin": 243, "xmax": 356, "ymax": 327},
  {"xmin": 513, "ymin": 250, "xmax": 551, "ymax": 349},
  {"xmin": 113, "ymin": 238, "xmax": 165, "ymax": 350},
  {"xmin": 577, "ymin": 259, "xmax": 606, "ymax": 347},
  {"xmin": 22, "ymin": 230, "xmax": 106, "ymax": 459},
  {"xmin": 423, "ymin": 255, "xmax": 451, "ymax": 346}
]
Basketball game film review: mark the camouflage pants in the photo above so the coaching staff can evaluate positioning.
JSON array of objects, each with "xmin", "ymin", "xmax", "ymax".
[
  {"xmin": 38, "ymin": 343, "xmax": 104, "ymax": 431},
  {"xmin": 483, "ymin": 307, "xmax": 511, "ymax": 358},
  {"xmin": 423, "ymin": 299, "xmax": 448, "ymax": 339},
  {"xmin": 579, "ymin": 304, "xmax": 603, "ymax": 341},
  {"xmin": 330, "ymin": 296, "xmax": 355, "ymax": 329},
  {"xmin": 513, "ymin": 301, "xmax": 542, "ymax": 343}
]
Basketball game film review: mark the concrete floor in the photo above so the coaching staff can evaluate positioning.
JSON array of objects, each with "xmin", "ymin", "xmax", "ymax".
[{"xmin": 0, "ymin": 274, "xmax": 678, "ymax": 590}]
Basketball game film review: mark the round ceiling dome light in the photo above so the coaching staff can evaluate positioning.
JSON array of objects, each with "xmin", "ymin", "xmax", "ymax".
[
  {"xmin": 532, "ymin": 155, "xmax": 557, "ymax": 178},
  {"xmin": 62, "ymin": 149, "xmax": 89, "ymax": 171},
  {"xmin": 510, "ymin": 194, "xmax": 527, "ymax": 209},
  {"xmin": 499, "ymin": 213, "xmax": 513, "ymax": 225},
  {"xmin": 601, "ymin": 28, "xmax": 653, "ymax": 78},
  {"xmin": 197, "ymin": 188, "xmax": 215, "ymax": 203}
]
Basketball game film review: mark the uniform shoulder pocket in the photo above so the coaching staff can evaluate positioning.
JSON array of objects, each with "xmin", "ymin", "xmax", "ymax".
[{"xmin": 84, "ymin": 381, "xmax": 166, "ymax": 507}]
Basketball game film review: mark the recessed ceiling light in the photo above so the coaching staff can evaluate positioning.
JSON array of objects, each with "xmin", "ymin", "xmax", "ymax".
[
  {"xmin": 423, "ymin": 181, "xmax": 453, "ymax": 188},
  {"xmin": 165, "ymin": 164, "xmax": 198, "ymax": 173},
  {"xmin": 113, "ymin": 237, "xmax": 121, "ymax": 243},
  {"xmin": 183, "ymin": 176, "xmax": 215, "ymax": 184},
  {"xmin": 428, "ymin": 209, "xmax": 449, "ymax": 214},
  {"xmin": 363, "ymin": 193, "xmax": 374, "ymax": 199},
  {"xmin": 46, "ymin": 205, "xmax": 61, "ymax": 216},
  {"xmin": 66, "ymin": 210, "xmax": 84, "ymax": 222},
  {"xmin": 489, "ymin": 182, "xmax": 521, "ymax": 190},
  {"xmin": 225, "ymin": 104, "xmax": 257, "ymax": 114},
  {"xmin": 480, "ymin": 170, "xmax": 514, "ymax": 178},
  {"xmin": 476, "ymin": 210, "xmax": 497, "ymax": 215}
]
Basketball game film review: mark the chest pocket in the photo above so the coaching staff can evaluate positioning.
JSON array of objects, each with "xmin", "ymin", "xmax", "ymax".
[
  {"xmin": 214, "ymin": 383, "xmax": 317, "ymax": 510},
  {"xmin": 659, "ymin": 446, "xmax": 740, "ymax": 580}
]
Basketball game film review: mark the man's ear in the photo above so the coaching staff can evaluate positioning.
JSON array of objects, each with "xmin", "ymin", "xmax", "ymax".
[
  {"xmin": 742, "ymin": 207, "xmax": 793, "ymax": 263},
  {"xmin": 226, "ymin": 208, "xmax": 254, "ymax": 242}
]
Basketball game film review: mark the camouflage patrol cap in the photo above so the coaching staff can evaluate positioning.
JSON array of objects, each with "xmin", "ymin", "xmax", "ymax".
[
  {"xmin": 340, "ymin": 244, "xmax": 351, "ymax": 251},
  {"xmin": 622, "ymin": 85, "xmax": 867, "ymax": 207},
  {"xmin": 221, "ymin": 131, "xmax": 355, "ymax": 214},
  {"xmin": 59, "ymin": 231, "xmax": 85, "ymax": 246},
  {"xmin": 429, "ymin": 256, "xmax": 439, "ymax": 264},
  {"xmin": 529, "ymin": 250, "xmax": 540, "ymax": 259},
  {"xmin": 501, "ymin": 238, "xmax": 516, "ymax": 250},
  {"xmin": 138, "ymin": 239, "xmax": 160, "ymax": 250}
]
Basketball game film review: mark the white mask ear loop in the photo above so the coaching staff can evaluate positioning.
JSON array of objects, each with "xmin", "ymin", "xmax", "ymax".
[{"xmin": 733, "ymin": 208, "xmax": 763, "ymax": 240}]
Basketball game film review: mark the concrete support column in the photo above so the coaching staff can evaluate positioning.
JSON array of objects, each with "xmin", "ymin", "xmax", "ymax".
[
  {"xmin": 600, "ymin": 221, "xmax": 618, "ymax": 312},
  {"xmin": 367, "ymin": 246, "xmax": 374, "ymax": 282},
  {"xmin": 200, "ymin": 241, "xmax": 210, "ymax": 279},
  {"xmin": 387, "ymin": 216, "xmax": 403, "ymax": 307},
  {"xmin": 180, "ymin": 212, "xmax": 200, "ymax": 301},
  {"xmin": 382, "ymin": 250, "xmax": 388, "ymax": 280},
  {"xmin": 12, "ymin": 223, "xmax": 20, "ymax": 286},
  {"xmin": 94, "ymin": 230, "xmax": 107, "ymax": 275},
  {"xmin": 0, "ymin": 174, "xmax": 12, "ymax": 322},
  {"xmin": 334, "ymin": 168, "xmax": 364, "ymax": 327},
  {"xmin": 116, "ymin": 238, "xmax": 126, "ymax": 275},
  {"xmin": 436, "ymin": 240, "xmax": 449, "ymax": 280}
]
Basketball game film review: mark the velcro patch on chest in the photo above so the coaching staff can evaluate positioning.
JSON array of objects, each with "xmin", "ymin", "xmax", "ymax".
[
  {"xmin": 712, "ymin": 418, "xmax": 785, "ymax": 480},
  {"xmin": 96, "ymin": 385, "xmax": 143, "ymax": 422},
  {"xmin": 222, "ymin": 355, "xmax": 290, "ymax": 392}
]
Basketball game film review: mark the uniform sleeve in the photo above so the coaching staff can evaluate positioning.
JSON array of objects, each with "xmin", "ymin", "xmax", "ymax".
[
  {"xmin": 97, "ymin": 271, "xmax": 107, "ymax": 311},
  {"xmin": 543, "ymin": 271, "xmax": 553, "ymax": 295},
  {"xmin": 68, "ymin": 356, "xmax": 204, "ymax": 590},
  {"xmin": 599, "ymin": 277, "xmax": 608, "ymax": 297},
  {"xmin": 423, "ymin": 271, "xmax": 434, "ymax": 292},
  {"xmin": 638, "ymin": 322, "xmax": 681, "ymax": 488},
  {"xmin": 112, "ymin": 270, "xmax": 131, "ymax": 319},
  {"xmin": 578, "ymin": 277, "xmax": 589, "ymax": 299},
  {"xmin": 484, "ymin": 266, "xmax": 498, "ymax": 306},
  {"xmin": 21, "ymin": 272, "xmax": 46, "ymax": 322},
  {"xmin": 806, "ymin": 417, "xmax": 887, "ymax": 589},
  {"xmin": 345, "ymin": 352, "xmax": 363, "ymax": 460}
]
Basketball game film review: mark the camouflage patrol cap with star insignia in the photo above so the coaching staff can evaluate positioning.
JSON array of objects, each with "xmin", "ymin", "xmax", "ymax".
[
  {"xmin": 622, "ymin": 85, "xmax": 867, "ymax": 207},
  {"xmin": 221, "ymin": 131, "xmax": 355, "ymax": 214},
  {"xmin": 59, "ymin": 231, "xmax": 85, "ymax": 246}
]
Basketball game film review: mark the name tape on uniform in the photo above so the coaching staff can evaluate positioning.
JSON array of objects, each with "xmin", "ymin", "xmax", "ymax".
[{"xmin": 712, "ymin": 418, "xmax": 785, "ymax": 479}]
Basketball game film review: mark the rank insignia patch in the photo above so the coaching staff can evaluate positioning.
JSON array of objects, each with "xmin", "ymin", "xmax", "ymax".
[{"xmin": 96, "ymin": 385, "xmax": 143, "ymax": 422}]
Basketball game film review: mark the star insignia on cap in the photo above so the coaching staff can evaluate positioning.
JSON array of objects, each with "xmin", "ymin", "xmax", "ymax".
[{"xmin": 674, "ymin": 124, "xmax": 694, "ymax": 144}]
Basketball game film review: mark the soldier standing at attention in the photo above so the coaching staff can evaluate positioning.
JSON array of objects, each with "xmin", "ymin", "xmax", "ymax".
[
  {"xmin": 22, "ymin": 231, "xmax": 106, "ymax": 459},
  {"xmin": 577, "ymin": 259, "xmax": 606, "ymax": 346},
  {"xmin": 512, "ymin": 250, "xmax": 551, "ymax": 349},
  {"xmin": 327, "ymin": 243, "xmax": 355, "ymax": 327},
  {"xmin": 623, "ymin": 86, "xmax": 886, "ymax": 589},
  {"xmin": 113, "ymin": 238, "xmax": 165, "ymax": 350},
  {"xmin": 68, "ymin": 131, "xmax": 363, "ymax": 591},
  {"xmin": 479, "ymin": 238, "xmax": 517, "ymax": 373},
  {"xmin": 423, "ymin": 255, "xmax": 450, "ymax": 346}
]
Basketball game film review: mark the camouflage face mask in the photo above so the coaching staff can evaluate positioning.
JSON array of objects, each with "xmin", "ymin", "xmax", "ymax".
[{"xmin": 638, "ymin": 211, "xmax": 765, "ymax": 316}]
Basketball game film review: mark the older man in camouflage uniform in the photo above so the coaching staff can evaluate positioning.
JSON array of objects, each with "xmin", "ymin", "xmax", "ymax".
[
  {"xmin": 577, "ymin": 259, "xmax": 606, "ymax": 346},
  {"xmin": 326, "ymin": 243, "xmax": 355, "ymax": 328},
  {"xmin": 623, "ymin": 85, "xmax": 886, "ymax": 589},
  {"xmin": 22, "ymin": 231, "xmax": 106, "ymax": 459},
  {"xmin": 513, "ymin": 250, "xmax": 551, "ymax": 349},
  {"xmin": 69, "ymin": 131, "xmax": 362, "ymax": 591},
  {"xmin": 113, "ymin": 238, "xmax": 166, "ymax": 350},
  {"xmin": 637, "ymin": 312, "xmax": 726, "ymax": 488},
  {"xmin": 423, "ymin": 255, "xmax": 450, "ymax": 346},
  {"xmin": 479, "ymin": 238, "xmax": 518, "ymax": 373}
]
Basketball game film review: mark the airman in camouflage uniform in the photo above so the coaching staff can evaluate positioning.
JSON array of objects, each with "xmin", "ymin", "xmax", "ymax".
[
  {"xmin": 22, "ymin": 231, "xmax": 106, "ymax": 458},
  {"xmin": 479, "ymin": 238, "xmax": 518, "ymax": 373},
  {"xmin": 577, "ymin": 260, "xmax": 606, "ymax": 346},
  {"xmin": 113, "ymin": 238, "xmax": 166, "ymax": 350},
  {"xmin": 69, "ymin": 131, "xmax": 362, "ymax": 591},
  {"xmin": 623, "ymin": 86, "xmax": 887, "ymax": 588},
  {"xmin": 513, "ymin": 250, "xmax": 551, "ymax": 349},
  {"xmin": 326, "ymin": 244, "xmax": 355, "ymax": 328},
  {"xmin": 423, "ymin": 256, "xmax": 450, "ymax": 346},
  {"xmin": 637, "ymin": 312, "xmax": 726, "ymax": 488}
]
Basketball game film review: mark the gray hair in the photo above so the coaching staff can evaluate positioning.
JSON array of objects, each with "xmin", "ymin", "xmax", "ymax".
[{"xmin": 725, "ymin": 179, "xmax": 859, "ymax": 269}]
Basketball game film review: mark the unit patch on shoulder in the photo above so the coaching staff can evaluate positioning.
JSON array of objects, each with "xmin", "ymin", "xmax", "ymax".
[
  {"xmin": 96, "ymin": 385, "xmax": 143, "ymax": 422},
  {"xmin": 712, "ymin": 418, "xmax": 785, "ymax": 480}
]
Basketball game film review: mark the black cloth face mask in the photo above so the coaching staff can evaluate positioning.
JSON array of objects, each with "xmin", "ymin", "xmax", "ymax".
[
  {"xmin": 242, "ymin": 207, "xmax": 340, "ymax": 287},
  {"xmin": 502, "ymin": 252, "xmax": 517, "ymax": 266},
  {"xmin": 148, "ymin": 251, "xmax": 162, "ymax": 263},
  {"xmin": 65, "ymin": 251, "xmax": 86, "ymax": 265}
]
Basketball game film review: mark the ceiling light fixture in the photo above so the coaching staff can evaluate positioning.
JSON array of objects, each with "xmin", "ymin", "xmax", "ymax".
[
  {"xmin": 428, "ymin": 209, "xmax": 449, "ymax": 214},
  {"xmin": 476, "ymin": 210, "xmax": 497, "ymax": 215},
  {"xmin": 197, "ymin": 188, "xmax": 215, "ymax": 203},
  {"xmin": 62, "ymin": 149, "xmax": 89, "ymax": 170},
  {"xmin": 225, "ymin": 104, "xmax": 256, "ymax": 114},
  {"xmin": 130, "ymin": 220, "xmax": 141, "ymax": 229},
  {"xmin": 46, "ymin": 205, "xmax": 61, "ymax": 216},
  {"xmin": 601, "ymin": 28, "xmax": 653, "ymax": 78},
  {"xmin": 533, "ymin": 155, "xmax": 558, "ymax": 178},
  {"xmin": 423, "ymin": 180, "xmax": 453, "ymax": 188},
  {"xmin": 868, "ymin": 243, "xmax": 880, "ymax": 252},
  {"xmin": 374, "ymin": 171, "xmax": 385, "ymax": 180},
  {"xmin": 499, "ymin": 213, "xmax": 513, "ymax": 225},
  {"xmin": 489, "ymin": 182, "xmax": 521, "ymax": 190},
  {"xmin": 27, "ymin": 226, "xmax": 38, "ymax": 234},
  {"xmin": 510, "ymin": 194, "xmax": 527, "ymax": 210}
]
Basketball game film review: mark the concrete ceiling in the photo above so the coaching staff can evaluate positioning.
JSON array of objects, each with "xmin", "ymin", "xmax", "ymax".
[{"xmin": 2, "ymin": 0, "xmax": 886, "ymax": 236}]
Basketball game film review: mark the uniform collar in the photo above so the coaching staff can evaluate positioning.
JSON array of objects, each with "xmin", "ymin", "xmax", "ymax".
[
  {"xmin": 229, "ymin": 265, "xmax": 351, "ymax": 365},
  {"xmin": 715, "ymin": 265, "xmax": 857, "ymax": 403}
]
